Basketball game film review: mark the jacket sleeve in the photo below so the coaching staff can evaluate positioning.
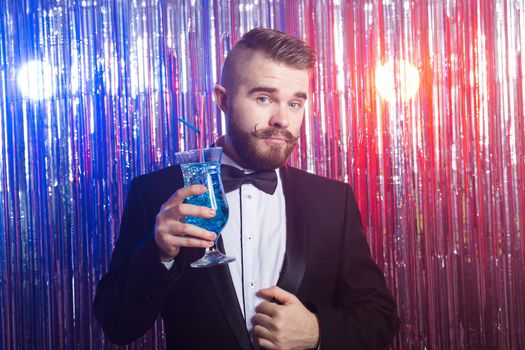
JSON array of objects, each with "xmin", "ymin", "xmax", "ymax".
[
  {"xmin": 92, "ymin": 178, "xmax": 185, "ymax": 345},
  {"xmin": 314, "ymin": 185, "xmax": 400, "ymax": 349}
]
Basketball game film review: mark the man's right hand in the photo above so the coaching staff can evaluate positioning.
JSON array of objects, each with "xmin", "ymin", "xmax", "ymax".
[{"xmin": 154, "ymin": 185, "xmax": 217, "ymax": 262}]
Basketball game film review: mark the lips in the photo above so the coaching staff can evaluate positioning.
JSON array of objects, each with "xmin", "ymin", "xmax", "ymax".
[{"xmin": 263, "ymin": 137, "xmax": 287, "ymax": 144}]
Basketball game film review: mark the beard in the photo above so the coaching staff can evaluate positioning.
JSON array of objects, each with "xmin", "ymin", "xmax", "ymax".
[{"xmin": 227, "ymin": 112, "xmax": 299, "ymax": 170}]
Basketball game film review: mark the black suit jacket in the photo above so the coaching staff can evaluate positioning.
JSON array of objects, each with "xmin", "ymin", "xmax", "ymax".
[{"xmin": 93, "ymin": 165, "xmax": 400, "ymax": 349}]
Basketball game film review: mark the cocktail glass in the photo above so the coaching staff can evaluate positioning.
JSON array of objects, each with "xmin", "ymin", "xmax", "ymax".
[{"xmin": 175, "ymin": 147, "xmax": 235, "ymax": 268}]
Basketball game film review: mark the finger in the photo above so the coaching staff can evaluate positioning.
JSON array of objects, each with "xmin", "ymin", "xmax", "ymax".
[
  {"xmin": 164, "ymin": 220, "xmax": 216, "ymax": 241},
  {"xmin": 254, "ymin": 335, "xmax": 277, "ymax": 350},
  {"xmin": 255, "ymin": 301, "xmax": 279, "ymax": 317},
  {"xmin": 252, "ymin": 324, "xmax": 274, "ymax": 340},
  {"xmin": 162, "ymin": 185, "xmax": 207, "ymax": 210},
  {"xmin": 155, "ymin": 220, "xmax": 216, "ymax": 249},
  {"xmin": 179, "ymin": 222, "xmax": 217, "ymax": 241},
  {"xmin": 159, "ymin": 224, "xmax": 215, "ymax": 248},
  {"xmin": 258, "ymin": 286, "xmax": 296, "ymax": 305},
  {"xmin": 251, "ymin": 313, "xmax": 274, "ymax": 331},
  {"xmin": 171, "ymin": 235, "xmax": 215, "ymax": 249},
  {"xmin": 176, "ymin": 203, "xmax": 216, "ymax": 219},
  {"xmin": 155, "ymin": 228, "xmax": 213, "ymax": 255}
]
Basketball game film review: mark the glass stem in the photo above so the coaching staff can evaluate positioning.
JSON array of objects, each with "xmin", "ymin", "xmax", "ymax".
[{"xmin": 207, "ymin": 232, "xmax": 220, "ymax": 252}]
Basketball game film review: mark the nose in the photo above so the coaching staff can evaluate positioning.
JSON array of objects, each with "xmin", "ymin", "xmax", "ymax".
[{"xmin": 268, "ymin": 105, "xmax": 290, "ymax": 129}]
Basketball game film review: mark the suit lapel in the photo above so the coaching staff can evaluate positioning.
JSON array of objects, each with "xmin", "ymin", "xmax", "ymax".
[
  {"xmin": 276, "ymin": 166, "xmax": 310, "ymax": 294},
  {"xmin": 205, "ymin": 238, "xmax": 253, "ymax": 350}
]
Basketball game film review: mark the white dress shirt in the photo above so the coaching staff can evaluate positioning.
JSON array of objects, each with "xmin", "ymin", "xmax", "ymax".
[{"xmin": 220, "ymin": 153, "xmax": 287, "ymax": 333}]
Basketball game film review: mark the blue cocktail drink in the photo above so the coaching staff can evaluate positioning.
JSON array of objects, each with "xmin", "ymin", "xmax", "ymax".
[
  {"xmin": 175, "ymin": 147, "xmax": 235, "ymax": 268},
  {"xmin": 181, "ymin": 161, "xmax": 229, "ymax": 237}
]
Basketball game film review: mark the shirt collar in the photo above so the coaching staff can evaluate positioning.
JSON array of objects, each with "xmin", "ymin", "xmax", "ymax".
[{"xmin": 220, "ymin": 151, "xmax": 245, "ymax": 170}]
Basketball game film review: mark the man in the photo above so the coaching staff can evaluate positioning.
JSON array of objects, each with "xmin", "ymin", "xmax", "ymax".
[{"xmin": 93, "ymin": 28, "xmax": 400, "ymax": 349}]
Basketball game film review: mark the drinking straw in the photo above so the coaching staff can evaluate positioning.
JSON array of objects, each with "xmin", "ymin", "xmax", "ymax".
[
  {"xmin": 199, "ymin": 94, "xmax": 205, "ymax": 150},
  {"xmin": 178, "ymin": 117, "xmax": 201, "ymax": 134}
]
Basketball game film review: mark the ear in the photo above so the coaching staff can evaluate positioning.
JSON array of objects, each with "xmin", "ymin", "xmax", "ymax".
[{"xmin": 213, "ymin": 85, "xmax": 228, "ymax": 113}]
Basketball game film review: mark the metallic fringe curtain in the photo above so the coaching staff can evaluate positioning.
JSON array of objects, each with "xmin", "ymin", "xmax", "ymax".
[{"xmin": 0, "ymin": 0, "xmax": 524, "ymax": 349}]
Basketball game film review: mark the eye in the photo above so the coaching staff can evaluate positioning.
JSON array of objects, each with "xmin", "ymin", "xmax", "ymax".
[
  {"xmin": 289, "ymin": 101, "xmax": 303, "ymax": 110},
  {"xmin": 257, "ymin": 96, "xmax": 271, "ymax": 104}
]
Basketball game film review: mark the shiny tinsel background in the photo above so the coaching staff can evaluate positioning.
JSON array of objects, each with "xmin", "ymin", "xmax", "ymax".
[{"xmin": 0, "ymin": 0, "xmax": 524, "ymax": 349}]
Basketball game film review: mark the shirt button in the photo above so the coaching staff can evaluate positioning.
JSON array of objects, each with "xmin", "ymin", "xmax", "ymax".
[
  {"xmin": 247, "ymin": 194, "xmax": 252, "ymax": 199},
  {"xmin": 249, "ymin": 282, "xmax": 255, "ymax": 287},
  {"xmin": 248, "ymin": 236, "xmax": 252, "ymax": 240}
]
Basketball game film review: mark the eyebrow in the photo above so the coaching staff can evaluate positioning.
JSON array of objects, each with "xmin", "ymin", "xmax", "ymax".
[{"xmin": 247, "ymin": 86, "xmax": 308, "ymax": 100}]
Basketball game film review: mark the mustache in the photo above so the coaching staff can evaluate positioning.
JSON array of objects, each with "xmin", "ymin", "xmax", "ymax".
[{"xmin": 251, "ymin": 125, "xmax": 300, "ymax": 144}]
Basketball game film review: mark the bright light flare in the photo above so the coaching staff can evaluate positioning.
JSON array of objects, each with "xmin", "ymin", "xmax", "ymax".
[
  {"xmin": 17, "ymin": 60, "xmax": 55, "ymax": 100},
  {"xmin": 375, "ymin": 59, "xmax": 420, "ymax": 103}
]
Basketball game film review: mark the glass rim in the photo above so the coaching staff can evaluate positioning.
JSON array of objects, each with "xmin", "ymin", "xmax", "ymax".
[{"xmin": 175, "ymin": 146, "xmax": 222, "ymax": 155}]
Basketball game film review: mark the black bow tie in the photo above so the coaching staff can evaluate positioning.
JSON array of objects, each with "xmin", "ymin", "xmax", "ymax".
[{"xmin": 221, "ymin": 164, "xmax": 278, "ymax": 195}]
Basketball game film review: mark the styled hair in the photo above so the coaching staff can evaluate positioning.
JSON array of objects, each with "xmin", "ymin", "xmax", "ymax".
[{"xmin": 220, "ymin": 28, "xmax": 316, "ymax": 87}]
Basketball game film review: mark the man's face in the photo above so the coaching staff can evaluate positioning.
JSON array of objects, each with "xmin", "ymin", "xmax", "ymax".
[{"xmin": 216, "ymin": 51, "xmax": 310, "ymax": 170}]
